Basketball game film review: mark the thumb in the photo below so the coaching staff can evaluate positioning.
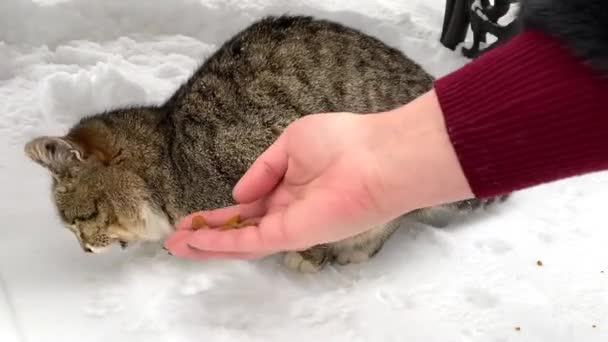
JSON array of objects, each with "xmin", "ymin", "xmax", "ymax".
[{"xmin": 233, "ymin": 133, "xmax": 288, "ymax": 203}]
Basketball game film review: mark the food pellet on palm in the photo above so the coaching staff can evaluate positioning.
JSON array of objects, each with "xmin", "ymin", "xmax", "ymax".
[
  {"xmin": 191, "ymin": 215, "xmax": 209, "ymax": 230},
  {"xmin": 191, "ymin": 215, "xmax": 259, "ymax": 231}
]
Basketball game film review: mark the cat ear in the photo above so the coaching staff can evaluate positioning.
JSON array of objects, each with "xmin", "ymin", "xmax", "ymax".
[{"xmin": 24, "ymin": 136, "xmax": 85, "ymax": 176}]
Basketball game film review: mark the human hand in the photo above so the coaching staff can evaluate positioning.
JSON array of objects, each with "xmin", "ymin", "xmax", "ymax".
[
  {"xmin": 165, "ymin": 111, "xmax": 396, "ymax": 260},
  {"xmin": 164, "ymin": 90, "xmax": 473, "ymax": 260}
]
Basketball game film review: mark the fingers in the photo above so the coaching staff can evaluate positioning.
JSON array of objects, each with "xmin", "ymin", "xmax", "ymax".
[
  {"xmin": 190, "ymin": 212, "xmax": 291, "ymax": 252},
  {"xmin": 167, "ymin": 191, "xmax": 350, "ymax": 255},
  {"xmin": 177, "ymin": 202, "xmax": 266, "ymax": 230},
  {"xmin": 165, "ymin": 229, "xmax": 271, "ymax": 260},
  {"xmin": 167, "ymin": 209, "xmax": 304, "ymax": 254},
  {"xmin": 167, "ymin": 186, "xmax": 360, "ymax": 257},
  {"xmin": 233, "ymin": 134, "xmax": 288, "ymax": 204}
]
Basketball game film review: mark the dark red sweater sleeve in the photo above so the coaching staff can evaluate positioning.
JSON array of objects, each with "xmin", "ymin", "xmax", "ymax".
[{"xmin": 434, "ymin": 30, "xmax": 608, "ymax": 198}]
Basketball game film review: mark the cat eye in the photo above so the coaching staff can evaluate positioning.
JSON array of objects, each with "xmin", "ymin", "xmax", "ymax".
[
  {"xmin": 77, "ymin": 199, "xmax": 100, "ymax": 222},
  {"xmin": 44, "ymin": 142, "xmax": 56, "ymax": 154},
  {"xmin": 61, "ymin": 200, "xmax": 100, "ymax": 225},
  {"xmin": 74, "ymin": 210, "xmax": 98, "ymax": 222}
]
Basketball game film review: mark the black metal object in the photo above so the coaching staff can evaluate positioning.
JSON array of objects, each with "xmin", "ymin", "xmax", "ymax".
[{"xmin": 440, "ymin": 0, "xmax": 521, "ymax": 58}]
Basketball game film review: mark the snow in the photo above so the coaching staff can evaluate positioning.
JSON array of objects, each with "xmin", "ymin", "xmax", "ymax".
[{"xmin": 1, "ymin": 0, "xmax": 607, "ymax": 341}]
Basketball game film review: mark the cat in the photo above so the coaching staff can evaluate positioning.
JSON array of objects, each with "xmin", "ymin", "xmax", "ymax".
[{"xmin": 25, "ymin": 15, "xmax": 507, "ymax": 272}]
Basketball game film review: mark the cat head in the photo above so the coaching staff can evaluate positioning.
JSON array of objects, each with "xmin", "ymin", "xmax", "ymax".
[{"xmin": 24, "ymin": 132, "xmax": 172, "ymax": 253}]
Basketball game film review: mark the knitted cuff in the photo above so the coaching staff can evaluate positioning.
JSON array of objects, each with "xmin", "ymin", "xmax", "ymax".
[{"xmin": 435, "ymin": 31, "xmax": 608, "ymax": 198}]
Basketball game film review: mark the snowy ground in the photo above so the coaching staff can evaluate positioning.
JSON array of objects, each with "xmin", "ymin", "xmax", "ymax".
[{"xmin": 1, "ymin": 0, "xmax": 607, "ymax": 341}]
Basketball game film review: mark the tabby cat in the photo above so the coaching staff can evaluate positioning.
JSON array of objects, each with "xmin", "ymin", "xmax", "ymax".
[{"xmin": 25, "ymin": 16, "xmax": 506, "ymax": 272}]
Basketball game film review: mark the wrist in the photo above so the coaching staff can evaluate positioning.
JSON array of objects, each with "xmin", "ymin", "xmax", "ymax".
[{"xmin": 365, "ymin": 89, "xmax": 474, "ymax": 216}]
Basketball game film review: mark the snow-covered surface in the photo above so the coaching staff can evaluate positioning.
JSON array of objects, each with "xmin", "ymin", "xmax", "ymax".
[{"xmin": 1, "ymin": 0, "xmax": 607, "ymax": 341}]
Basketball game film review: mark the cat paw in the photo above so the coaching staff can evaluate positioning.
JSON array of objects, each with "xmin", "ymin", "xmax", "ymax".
[
  {"xmin": 283, "ymin": 246, "xmax": 330, "ymax": 273},
  {"xmin": 334, "ymin": 250, "xmax": 371, "ymax": 265},
  {"xmin": 283, "ymin": 252, "xmax": 321, "ymax": 273}
]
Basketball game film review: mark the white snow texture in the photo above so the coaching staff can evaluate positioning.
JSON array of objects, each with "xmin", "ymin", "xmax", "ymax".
[{"xmin": 1, "ymin": 0, "xmax": 607, "ymax": 341}]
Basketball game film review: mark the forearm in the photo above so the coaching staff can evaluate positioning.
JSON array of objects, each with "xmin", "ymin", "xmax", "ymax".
[
  {"xmin": 429, "ymin": 0, "xmax": 608, "ymax": 198},
  {"xmin": 345, "ymin": 0, "xmax": 608, "ymax": 214},
  {"xmin": 435, "ymin": 29, "xmax": 608, "ymax": 198},
  {"xmin": 367, "ymin": 28, "xmax": 608, "ymax": 212}
]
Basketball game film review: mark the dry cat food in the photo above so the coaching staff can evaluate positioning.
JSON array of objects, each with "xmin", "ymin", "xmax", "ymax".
[
  {"xmin": 191, "ymin": 215, "xmax": 209, "ymax": 230},
  {"xmin": 191, "ymin": 215, "xmax": 259, "ymax": 231}
]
